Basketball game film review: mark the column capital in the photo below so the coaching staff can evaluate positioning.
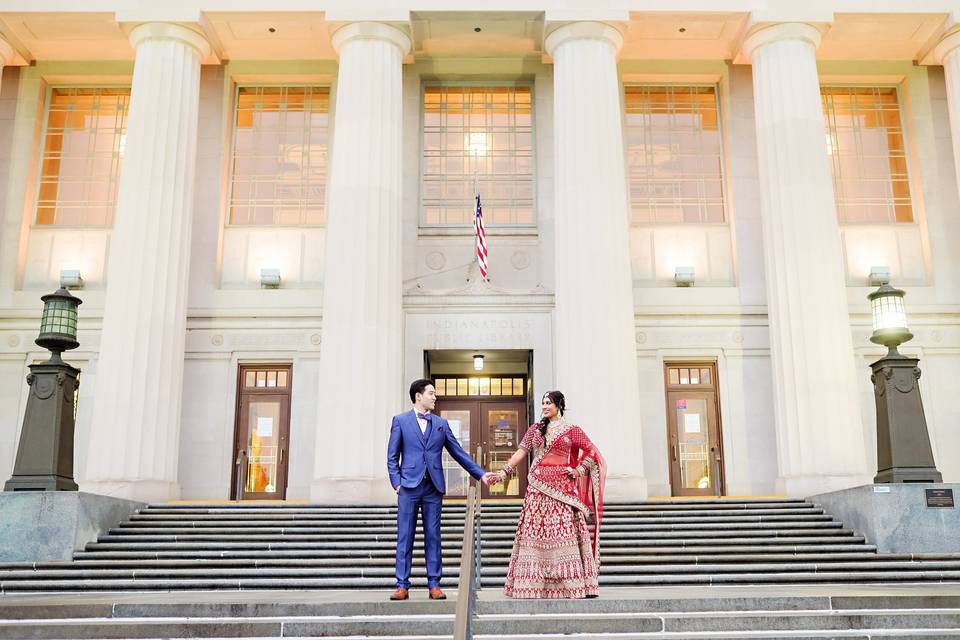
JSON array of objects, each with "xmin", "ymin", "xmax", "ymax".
[
  {"xmin": 331, "ymin": 22, "xmax": 411, "ymax": 57},
  {"xmin": 740, "ymin": 22, "xmax": 827, "ymax": 62},
  {"xmin": 127, "ymin": 22, "xmax": 211, "ymax": 59},
  {"xmin": 931, "ymin": 27, "xmax": 960, "ymax": 65},
  {"xmin": 544, "ymin": 21, "xmax": 624, "ymax": 57}
]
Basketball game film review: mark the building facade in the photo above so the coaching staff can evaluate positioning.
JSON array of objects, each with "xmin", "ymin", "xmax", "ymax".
[{"xmin": 0, "ymin": 1, "xmax": 959, "ymax": 504}]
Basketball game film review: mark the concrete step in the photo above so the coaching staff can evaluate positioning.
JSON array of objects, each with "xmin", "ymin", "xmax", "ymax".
[
  {"xmin": 108, "ymin": 520, "xmax": 843, "ymax": 537},
  {"xmin": 472, "ymin": 610, "xmax": 960, "ymax": 635},
  {"xmin": 94, "ymin": 527, "xmax": 857, "ymax": 542},
  {"xmin": 79, "ymin": 535, "xmax": 869, "ymax": 552},
  {"xmin": 6, "ymin": 572, "xmax": 960, "ymax": 594},
  {"xmin": 70, "ymin": 544, "xmax": 881, "ymax": 561},
  {"xmin": 132, "ymin": 507, "xmax": 822, "ymax": 520},
  {"xmin": 3, "ymin": 594, "xmax": 960, "ymax": 638},
  {"xmin": 4, "ymin": 560, "xmax": 960, "ymax": 582},
  {"xmin": 15, "ymin": 551, "xmax": 932, "ymax": 571}
]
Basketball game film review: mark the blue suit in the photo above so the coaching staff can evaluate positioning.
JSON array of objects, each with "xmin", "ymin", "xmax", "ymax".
[{"xmin": 387, "ymin": 409, "xmax": 484, "ymax": 589}]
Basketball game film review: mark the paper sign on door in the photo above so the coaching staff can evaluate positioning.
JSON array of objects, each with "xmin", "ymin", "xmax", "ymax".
[
  {"xmin": 683, "ymin": 413, "xmax": 702, "ymax": 434},
  {"xmin": 256, "ymin": 416, "xmax": 273, "ymax": 437}
]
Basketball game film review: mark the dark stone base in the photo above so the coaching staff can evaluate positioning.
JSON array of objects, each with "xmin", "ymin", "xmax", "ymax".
[
  {"xmin": 4, "ymin": 474, "xmax": 79, "ymax": 491},
  {"xmin": 875, "ymin": 466, "xmax": 943, "ymax": 484}
]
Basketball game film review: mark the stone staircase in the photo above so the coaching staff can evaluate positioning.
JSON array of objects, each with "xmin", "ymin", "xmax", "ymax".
[
  {"xmin": 2, "ymin": 498, "xmax": 960, "ymax": 593},
  {"xmin": 1, "ymin": 589, "xmax": 960, "ymax": 638}
]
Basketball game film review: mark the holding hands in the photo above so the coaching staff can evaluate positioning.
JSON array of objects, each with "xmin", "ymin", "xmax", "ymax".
[{"xmin": 481, "ymin": 472, "xmax": 501, "ymax": 486}]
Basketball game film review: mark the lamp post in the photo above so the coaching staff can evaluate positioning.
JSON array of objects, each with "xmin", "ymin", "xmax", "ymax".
[
  {"xmin": 4, "ymin": 288, "xmax": 83, "ymax": 491},
  {"xmin": 867, "ymin": 284, "xmax": 942, "ymax": 483}
]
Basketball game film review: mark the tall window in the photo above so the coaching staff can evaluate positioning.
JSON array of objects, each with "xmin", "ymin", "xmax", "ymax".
[
  {"xmin": 821, "ymin": 86, "xmax": 913, "ymax": 223},
  {"xmin": 624, "ymin": 85, "xmax": 725, "ymax": 224},
  {"xmin": 422, "ymin": 85, "xmax": 533, "ymax": 226},
  {"xmin": 36, "ymin": 87, "xmax": 130, "ymax": 226},
  {"xmin": 229, "ymin": 86, "xmax": 329, "ymax": 226}
]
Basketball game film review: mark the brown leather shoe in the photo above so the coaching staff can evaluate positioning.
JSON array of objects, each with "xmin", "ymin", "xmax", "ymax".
[
  {"xmin": 390, "ymin": 588, "xmax": 409, "ymax": 601},
  {"xmin": 428, "ymin": 587, "xmax": 447, "ymax": 600}
]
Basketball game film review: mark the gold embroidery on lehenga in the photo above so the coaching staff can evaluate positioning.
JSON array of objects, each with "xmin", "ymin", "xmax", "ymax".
[{"xmin": 504, "ymin": 423, "xmax": 601, "ymax": 599}]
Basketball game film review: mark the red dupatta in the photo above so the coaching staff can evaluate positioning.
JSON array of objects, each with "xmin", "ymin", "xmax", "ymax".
[{"xmin": 569, "ymin": 437, "xmax": 606, "ymax": 563}]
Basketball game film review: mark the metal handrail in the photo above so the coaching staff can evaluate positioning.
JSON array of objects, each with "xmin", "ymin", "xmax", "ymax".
[
  {"xmin": 234, "ymin": 450, "xmax": 248, "ymax": 502},
  {"xmin": 711, "ymin": 446, "xmax": 722, "ymax": 498},
  {"xmin": 453, "ymin": 446, "xmax": 483, "ymax": 640}
]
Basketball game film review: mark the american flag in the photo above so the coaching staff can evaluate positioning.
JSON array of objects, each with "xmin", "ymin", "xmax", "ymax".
[{"xmin": 474, "ymin": 193, "xmax": 488, "ymax": 280}]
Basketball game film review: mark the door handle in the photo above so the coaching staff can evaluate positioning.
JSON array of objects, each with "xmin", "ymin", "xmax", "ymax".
[
  {"xmin": 279, "ymin": 448, "xmax": 284, "ymax": 466},
  {"xmin": 672, "ymin": 445, "xmax": 678, "ymax": 462}
]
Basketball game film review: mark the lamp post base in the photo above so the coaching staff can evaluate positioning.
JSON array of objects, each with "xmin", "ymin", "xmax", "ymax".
[
  {"xmin": 870, "ymin": 353, "xmax": 942, "ymax": 484},
  {"xmin": 3, "ymin": 359, "xmax": 81, "ymax": 492},
  {"xmin": 4, "ymin": 475, "xmax": 78, "ymax": 492},
  {"xmin": 874, "ymin": 467, "xmax": 942, "ymax": 484}
]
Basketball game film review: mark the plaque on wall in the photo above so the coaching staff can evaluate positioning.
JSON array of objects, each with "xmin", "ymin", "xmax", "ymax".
[{"xmin": 925, "ymin": 488, "xmax": 955, "ymax": 508}]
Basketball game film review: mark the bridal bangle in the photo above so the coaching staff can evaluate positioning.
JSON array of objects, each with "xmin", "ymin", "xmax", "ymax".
[{"xmin": 498, "ymin": 463, "xmax": 514, "ymax": 481}]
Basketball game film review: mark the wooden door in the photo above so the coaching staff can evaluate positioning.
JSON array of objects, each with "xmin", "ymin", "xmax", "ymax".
[
  {"xmin": 478, "ymin": 401, "xmax": 528, "ymax": 499},
  {"xmin": 434, "ymin": 397, "xmax": 528, "ymax": 499},
  {"xmin": 664, "ymin": 363, "xmax": 724, "ymax": 497},
  {"xmin": 231, "ymin": 365, "xmax": 292, "ymax": 500}
]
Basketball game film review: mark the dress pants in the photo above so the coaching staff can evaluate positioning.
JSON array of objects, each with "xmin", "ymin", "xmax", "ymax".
[{"xmin": 395, "ymin": 475, "xmax": 443, "ymax": 589}]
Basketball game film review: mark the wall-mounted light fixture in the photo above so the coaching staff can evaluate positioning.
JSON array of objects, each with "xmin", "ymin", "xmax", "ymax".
[
  {"xmin": 260, "ymin": 268, "xmax": 281, "ymax": 289},
  {"xmin": 59, "ymin": 269, "xmax": 83, "ymax": 290},
  {"xmin": 473, "ymin": 354, "xmax": 484, "ymax": 371},
  {"xmin": 674, "ymin": 266, "xmax": 695, "ymax": 287},
  {"xmin": 868, "ymin": 266, "xmax": 891, "ymax": 286}
]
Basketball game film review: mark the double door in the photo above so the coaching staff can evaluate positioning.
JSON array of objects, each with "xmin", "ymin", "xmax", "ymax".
[{"xmin": 434, "ymin": 399, "xmax": 528, "ymax": 499}]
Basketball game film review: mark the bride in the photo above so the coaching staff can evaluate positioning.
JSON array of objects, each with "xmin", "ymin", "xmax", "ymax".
[{"xmin": 493, "ymin": 390, "xmax": 606, "ymax": 598}]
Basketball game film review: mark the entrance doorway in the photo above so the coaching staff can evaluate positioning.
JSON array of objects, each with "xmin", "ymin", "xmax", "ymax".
[
  {"xmin": 231, "ymin": 364, "xmax": 292, "ymax": 500},
  {"xmin": 664, "ymin": 362, "xmax": 725, "ymax": 497},
  {"xmin": 434, "ymin": 394, "xmax": 528, "ymax": 499},
  {"xmin": 426, "ymin": 349, "xmax": 532, "ymax": 499}
]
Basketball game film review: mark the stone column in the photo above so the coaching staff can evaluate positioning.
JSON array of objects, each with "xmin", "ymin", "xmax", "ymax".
[
  {"xmin": 933, "ymin": 29, "xmax": 960, "ymax": 209},
  {"xmin": 310, "ymin": 23, "xmax": 410, "ymax": 504},
  {"xmin": 83, "ymin": 23, "xmax": 209, "ymax": 501},
  {"xmin": 742, "ymin": 23, "xmax": 870, "ymax": 496},
  {"xmin": 545, "ymin": 22, "xmax": 647, "ymax": 498}
]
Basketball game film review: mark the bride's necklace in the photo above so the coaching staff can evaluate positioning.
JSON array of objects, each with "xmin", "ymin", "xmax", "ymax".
[{"xmin": 545, "ymin": 417, "xmax": 566, "ymax": 445}]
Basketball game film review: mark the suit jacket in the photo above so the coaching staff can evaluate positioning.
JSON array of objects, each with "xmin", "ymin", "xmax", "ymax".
[{"xmin": 387, "ymin": 409, "xmax": 484, "ymax": 493}]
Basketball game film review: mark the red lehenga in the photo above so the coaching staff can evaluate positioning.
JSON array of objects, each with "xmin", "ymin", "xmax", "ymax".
[{"xmin": 503, "ymin": 420, "xmax": 606, "ymax": 599}]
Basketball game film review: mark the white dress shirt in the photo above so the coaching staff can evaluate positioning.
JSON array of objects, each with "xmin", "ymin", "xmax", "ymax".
[{"xmin": 413, "ymin": 408, "xmax": 429, "ymax": 435}]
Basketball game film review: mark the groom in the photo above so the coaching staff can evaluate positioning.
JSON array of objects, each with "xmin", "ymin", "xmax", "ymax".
[{"xmin": 387, "ymin": 379, "xmax": 497, "ymax": 601}]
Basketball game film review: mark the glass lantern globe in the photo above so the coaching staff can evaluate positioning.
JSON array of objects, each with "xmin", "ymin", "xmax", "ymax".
[
  {"xmin": 868, "ymin": 283, "xmax": 912, "ymax": 354},
  {"xmin": 35, "ymin": 287, "xmax": 83, "ymax": 356},
  {"xmin": 473, "ymin": 354, "xmax": 484, "ymax": 371}
]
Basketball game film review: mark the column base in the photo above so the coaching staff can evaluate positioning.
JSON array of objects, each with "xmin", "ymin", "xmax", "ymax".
[
  {"xmin": 777, "ymin": 473, "xmax": 873, "ymax": 498},
  {"xmin": 311, "ymin": 478, "xmax": 396, "ymax": 505},
  {"xmin": 79, "ymin": 479, "xmax": 180, "ymax": 503},
  {"xmin": 602, "ymin": 474, "xmax": 648, "ymax": 501}
]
